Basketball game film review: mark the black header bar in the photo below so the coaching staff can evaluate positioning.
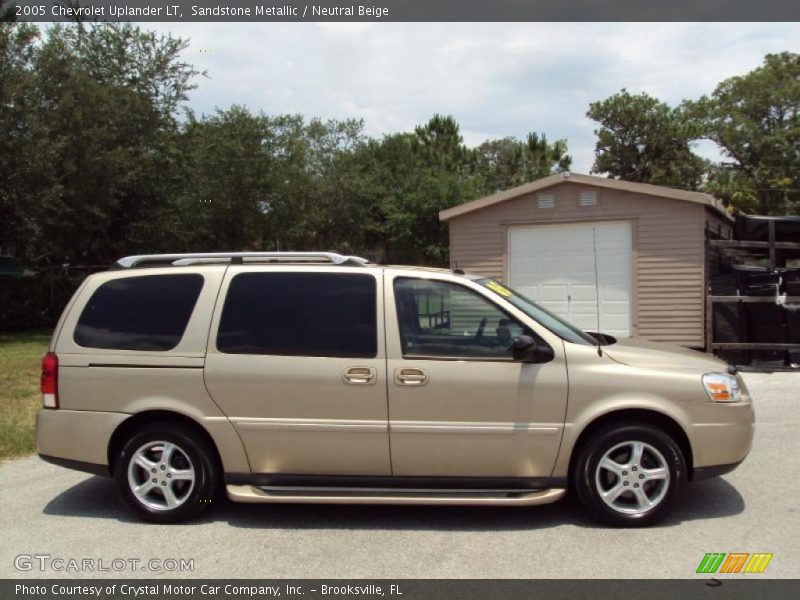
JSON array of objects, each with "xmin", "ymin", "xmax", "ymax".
[
  {"xmin": 5, "ymin": 0, "xmax": 800, "ymax": 23},
  {"xmin": 3, "ymin": 579, "xmax": 800, "ymax": 600}
]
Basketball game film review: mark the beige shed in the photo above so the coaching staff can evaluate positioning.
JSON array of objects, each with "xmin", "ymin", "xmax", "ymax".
[{"xmin": 439, "ymin": 173, "xmax": 733, "ymax": 348}]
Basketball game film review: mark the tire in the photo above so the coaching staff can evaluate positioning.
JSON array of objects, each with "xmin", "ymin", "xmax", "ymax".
[
  {"xmin": 113, "ymin": 423, "xmax": 220, "ymax": 524},
  {"xmin": 572, "ymin": 423, "xmax": 687, "ymax": 527}
]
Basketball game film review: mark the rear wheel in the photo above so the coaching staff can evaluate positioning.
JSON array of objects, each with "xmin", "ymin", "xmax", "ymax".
[
  {"xmin": 113, "ymin": 423, "xmax": 219, "ymax": 523},
  {"xmin": 572, "ymin": 423, "xmax": 687, "ymax": 527}
]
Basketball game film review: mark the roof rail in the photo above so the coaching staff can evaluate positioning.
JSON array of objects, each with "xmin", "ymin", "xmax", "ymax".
[{"xmin": 112, "ymin": 252, "xmax": 369, "ymax": 269}]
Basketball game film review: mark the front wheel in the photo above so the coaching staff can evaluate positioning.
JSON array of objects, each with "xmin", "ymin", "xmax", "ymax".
[
  {"xmin": 113, "ymin": 423, "xmax": 220, "ymax": 523},
  {"xmin": 572, "ymin": 423, "xmax": 687, "ymax": 527}
]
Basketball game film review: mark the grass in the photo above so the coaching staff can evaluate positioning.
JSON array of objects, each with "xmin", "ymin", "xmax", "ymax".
[{"xmin": 0, "ymin": 330, "xmax": 50, "ymax": 461}]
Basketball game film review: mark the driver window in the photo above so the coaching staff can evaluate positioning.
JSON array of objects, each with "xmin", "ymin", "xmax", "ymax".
[{"xmin": 394, "ymin": 277, "xmax": 530, "ymax": 359}]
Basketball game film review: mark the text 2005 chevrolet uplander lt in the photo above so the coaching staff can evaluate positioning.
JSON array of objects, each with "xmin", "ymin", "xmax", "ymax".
[{"xmin": 36, "ymin": 252, "xmax": 754, "ymax": 526}]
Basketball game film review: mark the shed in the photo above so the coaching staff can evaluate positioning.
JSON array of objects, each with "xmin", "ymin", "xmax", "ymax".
[{"xmin": 439, "ymin": 173, "xmax": 733, "ymax": 348}]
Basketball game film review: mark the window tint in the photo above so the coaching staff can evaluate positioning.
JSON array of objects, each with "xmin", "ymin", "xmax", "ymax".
[
  {"xmin": 217, "ymin": 273, "xmax": 377, "ymax": 358},
  {"xmin": 74, "ymin": 274, "xmax": 204, "ymax": 351},
  {"xmin": 476, "ymin": 278, "xmax": 596, "ymax": 346},
  {"xmin": 394, "ymin": 278, "xmax": 531, "ymax": 359}
]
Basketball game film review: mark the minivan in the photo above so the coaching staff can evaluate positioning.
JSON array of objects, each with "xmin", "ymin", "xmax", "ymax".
[{"xmin": 37, "ymin": 252, "xmax": 754, "ymax": 526}]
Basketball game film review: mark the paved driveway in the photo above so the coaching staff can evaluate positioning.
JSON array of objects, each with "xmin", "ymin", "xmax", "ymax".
[{"xmin": 1, "ymin": 373, "xmax": 797, "ymax": 579}]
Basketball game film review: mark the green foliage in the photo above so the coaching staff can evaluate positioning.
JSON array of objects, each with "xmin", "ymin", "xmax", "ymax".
[
  {"xmin": 5, "ymin": 21, "xmax": 800, "ymax": 297},
  {"xmin": 342, "ymin": 116, "xmax": 571, "ymax": 265},
  {"xmin": 0, "ymin": 23, "xmax": 53, "ymax": 262},
  {"xmin": 1, "ymin": 23, "xmax": 574, "ymax": 280},
  {"xmin": 589, "ymin": 56, "xmax": 800, "ymax": 215},
  {"xmin": 384, "ymin": 116, "xmax": 469, "ymax": 264},
  {"xmin": 0, "ymin": 271, "xmax": 88, "ymax": 331},
  {"xmin": 0, "ymin": 330, "xmax": 51, "ymax": 460},
  {"xmin": 3, "ymin": 22, "xmax": 800, "ymax": 338},
  {"xmin": 587, "ymin": 89, "xmax": 706, "ymax": 189},
  {"xmin": 701, "ymin": 166, "xmax": 761, "ymax": 214},
  {"xmin": 0, "ymin": 23, "xmax": 199, "ymax": 265},
  {"xmin": 686, "ymin": 52, "xmax": 800, "ymax": 215},
  {"xmin": 471, "ymin": 132, "xmax": 571, "ymax": 196}
]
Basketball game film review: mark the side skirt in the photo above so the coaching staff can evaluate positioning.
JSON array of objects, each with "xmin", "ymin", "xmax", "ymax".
[
  {"xmin": 224, "ymin": 473, "xmax": 567, "ymax": 489},
  {"xmin": 226, "ymin": 484, "xmax": 566, "ymax": 506},
  {"xmin": 223, "ymin": 473, "xmax": 567, "ymax": 507}
]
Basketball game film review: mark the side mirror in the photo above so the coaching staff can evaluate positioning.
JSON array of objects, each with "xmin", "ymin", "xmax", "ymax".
[{"xmin": 511, "ymin": 335, "xmax": 554, "ymax": 364}]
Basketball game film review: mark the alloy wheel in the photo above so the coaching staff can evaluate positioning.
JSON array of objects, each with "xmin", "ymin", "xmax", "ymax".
[
  {"xmin": 594, "ymin": 440, "xmax": 670, "ymax": 515},
  {"xmin": 127, "ymin": 441, "xmax": 196, "ymax": 511}
]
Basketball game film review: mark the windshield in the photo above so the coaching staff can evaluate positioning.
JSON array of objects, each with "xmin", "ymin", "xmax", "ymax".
[{"xmin": 476, "ymin": 278, "xmax": 597, "ymax": 346}]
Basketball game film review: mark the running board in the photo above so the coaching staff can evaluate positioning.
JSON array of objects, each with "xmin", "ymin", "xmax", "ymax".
[{"xmin": 226, "ymin": 484, "xmax": 566, "ymax": 506}]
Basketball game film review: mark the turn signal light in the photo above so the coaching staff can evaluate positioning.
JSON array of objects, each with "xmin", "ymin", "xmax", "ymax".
[
  {"xmin": 706, "ymin": 382, "xmax": 731, "ymax": 401},
  {"xmin": 702, "ymin": 372, "xmax": 741, "ymax": 403}
]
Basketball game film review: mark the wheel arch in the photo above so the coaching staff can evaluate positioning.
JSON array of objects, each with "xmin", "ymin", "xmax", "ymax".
[
  {"xmin": 107, "ymin": 410, "xmax": 223, "ymax": 477},
  {"xmin": 566, "ymin": 408, "xmax": 694, "ymax": 483}
]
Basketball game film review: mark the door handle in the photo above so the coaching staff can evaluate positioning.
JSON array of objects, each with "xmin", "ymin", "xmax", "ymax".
[
  {"xmin": 343, "ymin": 366, "xmax": 377, "ymax": 385},
  {"xmin": 394, "ymin": 368, "xmax": 429, "ymax": 386}
]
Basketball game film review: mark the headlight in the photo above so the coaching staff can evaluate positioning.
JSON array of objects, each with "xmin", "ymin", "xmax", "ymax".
[{"xmin": 702, "ymin": 372, "xmax": 742, "ymax": 403}]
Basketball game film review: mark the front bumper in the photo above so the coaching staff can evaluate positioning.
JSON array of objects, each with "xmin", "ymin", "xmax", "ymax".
[
  {"xmin": 692, "ymin": 459, "xmax": 745, "ymax": 482},
  {"xmin": 688, "ymin": 401, "xmax": 755, "ymax": 473}
]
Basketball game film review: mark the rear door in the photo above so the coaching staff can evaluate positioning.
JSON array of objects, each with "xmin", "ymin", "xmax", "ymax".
[{"xmin": 204, "ymin": 267, "xmax": 391, "ymax": 476}]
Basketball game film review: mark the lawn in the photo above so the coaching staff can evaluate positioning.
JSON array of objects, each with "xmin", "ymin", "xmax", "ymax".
[{"xmin": 0, "ymin": 331, "xmax": 50, "ymax": 461}]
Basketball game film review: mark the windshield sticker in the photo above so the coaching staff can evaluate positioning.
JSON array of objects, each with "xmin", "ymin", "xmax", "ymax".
[{"xmin": 486, "ymin": 281, "xmax": 513, "ymax": 297}]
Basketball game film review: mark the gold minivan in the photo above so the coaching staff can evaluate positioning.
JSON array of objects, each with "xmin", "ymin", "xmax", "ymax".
[{"xmin": 37, "ymin": 252, "xmax": 754, "ymax": 526}]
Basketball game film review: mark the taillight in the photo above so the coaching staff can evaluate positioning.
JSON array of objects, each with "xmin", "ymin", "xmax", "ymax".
[{"xmin": 41, "ymin": 352, "xmax": 59, "ymax": 409}]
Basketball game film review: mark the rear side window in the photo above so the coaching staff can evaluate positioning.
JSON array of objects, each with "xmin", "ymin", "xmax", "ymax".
[
  {"xmin": 74, "ymin": 274, "xmax": 204, "ymax": 351},
  {"xmin": 217, "ymin": 272, "xmax": 377, "ymax": 358}
]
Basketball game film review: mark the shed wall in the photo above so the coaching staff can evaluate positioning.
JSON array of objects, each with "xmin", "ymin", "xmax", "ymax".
[{"xmin": 447, "ymin": 181, "xmax": 708, "ymax": 347}]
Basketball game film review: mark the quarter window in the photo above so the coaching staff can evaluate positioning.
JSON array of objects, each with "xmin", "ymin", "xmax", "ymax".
[
  {"xmin": 393, "ymin": 278, "xmax": 531, "ymax": 359},
  {"xmin": 74, "ymin": 274, "xmax": 204, "ymax": 351},
  {"xmin": 217, "ymin": 272, "xmax": 377, "ymax": 358}
]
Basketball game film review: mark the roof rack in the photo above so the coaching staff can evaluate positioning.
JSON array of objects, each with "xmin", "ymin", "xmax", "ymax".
[{"xmin": 113, "ymin": 252, "xmax": 369, "ymax": 269}]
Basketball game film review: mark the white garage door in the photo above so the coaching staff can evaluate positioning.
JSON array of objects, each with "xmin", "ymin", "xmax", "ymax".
[{"xmin": 508, "ymin": 221, "xmax": 632, "ymax": 337}]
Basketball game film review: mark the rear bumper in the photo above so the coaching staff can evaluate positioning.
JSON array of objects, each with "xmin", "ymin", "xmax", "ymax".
[
  {"xmin": 36, "ymin": 409, "xmax": 128, "ymax": 469},
  {"xmin": 39, "ymin": 454, "xmax": 109, "ymax": 477}
]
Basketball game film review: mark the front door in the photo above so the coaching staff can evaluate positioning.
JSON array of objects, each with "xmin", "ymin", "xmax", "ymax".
[
  {"xmin": 384, "ymin": 272, "xmax": 568, "ymax": 479},
  {"xmin": 204, "ymin": 268, "xmax": 391, "ymax": 476}
]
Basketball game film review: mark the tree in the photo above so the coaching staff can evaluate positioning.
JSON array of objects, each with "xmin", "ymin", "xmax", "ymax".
[
  {"xmin": 347, "ymin": 116, "xmax": 573, "ymax": 265},
  {"xmin": 700, "ymin": 165, "xmax": 760, "ymax": 214},
  {"xmin": 0, "ymin": 24, "xmax": 574, "ymax": 269},
  {"xmin": 588, "ymin": 89, "xmax": 706, "ymax": 189},
  {"xmin": 0, "ymin": 24, "xmax": 57, "ymax": 260},
  {"xmin": 524, "ymin": 132, "xmax": 571, "ymax": 180},
  {"xmin": 470, "ymin": 132, "xmax": 571, "ymax": 196},
  {"xmin": 0, "ymin": 23, "xmax": 200, "ymax": 264},
  {"xmin": 165, "ymin": 108, "xmax": 372, "ymax": 255},
  {"xmin": 384, "ymin": 115, "xmax": 469, "ymax": 264},
  {"xmin": 264, "ymin": 116, "xmax": 368, "ymax": 252},
  {"xmin": 412, "ymin": 114, "xmax": 469, "ymax": 172},
  {"xmin": 173, "ymin": 107, "xmax": 279, "ymax": 251},
  {"xmin": 686, "ymin": 52, "xmax": 800, "ymax": 215}
]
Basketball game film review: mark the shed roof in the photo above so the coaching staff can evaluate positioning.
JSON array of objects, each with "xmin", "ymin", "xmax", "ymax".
[{"xmin": 439, "ymin": 172, "xmax": 731, "ymax": 222}]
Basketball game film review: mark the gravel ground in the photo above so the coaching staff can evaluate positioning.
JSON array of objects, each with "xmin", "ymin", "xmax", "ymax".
[{"xmin": 1, "ymin": 372, "xmax": 798, "ymax": 579}]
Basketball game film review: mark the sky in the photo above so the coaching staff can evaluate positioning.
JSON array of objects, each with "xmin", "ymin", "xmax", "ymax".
[{"xmin": 150, "ymin": 22, "xmax": 800, "ymax": 173}]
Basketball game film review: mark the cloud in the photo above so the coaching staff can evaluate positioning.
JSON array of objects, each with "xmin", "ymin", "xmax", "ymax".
[{"xmin": 150, "ymin": 22, "xmax": 800, "ymax": 172}]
